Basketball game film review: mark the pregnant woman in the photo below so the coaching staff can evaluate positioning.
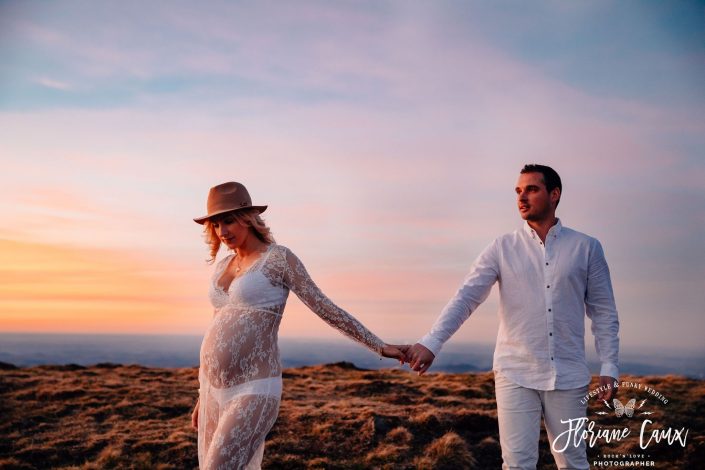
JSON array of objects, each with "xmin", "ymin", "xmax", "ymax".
[{"xmin": 190, "ymin": 182, "xmax": 404, "ymax": 469}]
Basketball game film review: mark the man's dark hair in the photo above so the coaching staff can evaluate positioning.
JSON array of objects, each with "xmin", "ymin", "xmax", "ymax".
[{"xmin": 521, "ymin": 164, "xmax": 562, "ymax": 206}]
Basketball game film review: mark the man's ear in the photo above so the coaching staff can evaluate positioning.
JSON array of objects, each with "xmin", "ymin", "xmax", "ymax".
[{"xmin": 550, "ymin": 187, "xmax": 561, "ymax": 206}]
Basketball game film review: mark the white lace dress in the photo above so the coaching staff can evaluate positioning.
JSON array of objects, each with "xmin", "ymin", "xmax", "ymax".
[{"xmin": 198, "ymin": 244, "xmax": 385, "ymax": 469}]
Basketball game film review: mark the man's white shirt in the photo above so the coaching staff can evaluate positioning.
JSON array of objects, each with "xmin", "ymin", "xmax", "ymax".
[{"xmin": 419, "ymin": 219, "xmax": 619, "ymax": 390}]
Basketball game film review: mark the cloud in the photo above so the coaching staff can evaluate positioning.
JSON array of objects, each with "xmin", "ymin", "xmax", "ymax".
[{"xmin": 33, "ymin": 77, "xmax": 71, "ymax": 90}]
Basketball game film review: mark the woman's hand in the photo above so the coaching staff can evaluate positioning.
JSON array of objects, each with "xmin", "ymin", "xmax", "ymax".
[
  {"xmin": 191, "ymin": 398, "xmax": 199, "ymax": 431},
  {"xmin": 381, "ymin": 344, "xmax": 409, "ymax": 364}
]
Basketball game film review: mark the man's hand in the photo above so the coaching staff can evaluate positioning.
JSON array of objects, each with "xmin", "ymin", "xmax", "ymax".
[
  {"xmin": 381, "ymin": 344, "xmax": 408, "ymax": 364},
  {"xmin": 405, "ymin": 343, "xmax": 435, "ymax": 375},
  {"xmin": 597, "ymin": 376, "xmax": 618, "ymax": 401}
]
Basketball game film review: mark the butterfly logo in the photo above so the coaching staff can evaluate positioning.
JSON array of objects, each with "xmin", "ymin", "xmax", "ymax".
[
  {"xmin": 613, "ymin": 398, "xmax": 636, "ymax": 418},
  {"xmin": 594, "ymin": 398, "xmax": 650, "ymax": 417}
]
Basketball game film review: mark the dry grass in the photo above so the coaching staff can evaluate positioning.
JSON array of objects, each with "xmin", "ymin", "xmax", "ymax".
[
  {"xmin": 415, "ymin": 432, "xmax": 477, "ymax": 469},
  {"xmin": 0, "ymin": 361, "xmax": 702, "ymax": 469}
]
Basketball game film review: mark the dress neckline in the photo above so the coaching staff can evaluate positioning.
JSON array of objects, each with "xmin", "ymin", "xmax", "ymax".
[{"xmin": 215, "ymin": 244, "xmax": 275, "ymax": 293}]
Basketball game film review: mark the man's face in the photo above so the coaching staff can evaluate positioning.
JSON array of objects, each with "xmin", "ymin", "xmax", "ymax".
[{"xmin": 515, "ymin": 172, "xmax": 559, "ymax": 221}]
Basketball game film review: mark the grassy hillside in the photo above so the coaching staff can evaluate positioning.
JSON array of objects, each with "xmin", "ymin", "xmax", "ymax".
[{"xmin": 0, "ymin": 362, "xmax": 702, "ymax": 469}]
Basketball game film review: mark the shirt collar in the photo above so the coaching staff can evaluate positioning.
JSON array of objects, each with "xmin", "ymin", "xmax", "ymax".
[
  {"xmin": 523, "ymin": 218, "xmax": 563, "ymax": 240},
  {"xmin": 549, "ymin": 218, "xmax": 563, "ymax": 237}
]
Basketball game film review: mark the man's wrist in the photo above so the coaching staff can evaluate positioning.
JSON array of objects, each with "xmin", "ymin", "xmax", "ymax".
[
  {"xmin": 417, "ymin": 336, "xmax": 441, "ymax": 357},
  {"xmin": 600, "ymin": 363, "xmax": 619, "ymax": 382}
]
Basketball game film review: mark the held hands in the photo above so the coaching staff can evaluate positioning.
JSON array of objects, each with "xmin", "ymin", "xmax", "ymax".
[
  {"xmin": 381, "ymin": 344, "xmax": 408, "ymax": 364},
  {"xmin": 381, "ymin": 343, "xmax": 435, "ymax": 375},
  {"xmin": 405, "ymin": 343, "xmax": 435, "ymax": 375}
]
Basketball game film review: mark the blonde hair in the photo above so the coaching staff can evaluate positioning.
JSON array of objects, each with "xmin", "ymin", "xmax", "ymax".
[{"xmin": 203, "ymin": 209, "xmax": 275, "ymax": 264}]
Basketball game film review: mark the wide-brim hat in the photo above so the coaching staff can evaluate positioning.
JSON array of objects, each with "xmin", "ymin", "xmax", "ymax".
[{"xmin": 193, "ymin": 182, "xmax": 267, "ymax": 224}]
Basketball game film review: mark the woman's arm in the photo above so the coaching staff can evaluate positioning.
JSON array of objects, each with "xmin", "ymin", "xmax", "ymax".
[{"xmin": 280, "ymin": 247, "xmax": 402, "ymax": 361}]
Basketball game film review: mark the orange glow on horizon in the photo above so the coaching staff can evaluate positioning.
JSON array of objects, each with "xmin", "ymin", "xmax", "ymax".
[
  {"xmin": 0, "ymin": 238, "xmax": 497, "ymax": 343},
  {"xmin": 0, "ymin": 238, "xmax": 412, "ymax": 337},
  {"xmin": 0, "ymin": 239, "xmax": 209, "ymax": 334}
]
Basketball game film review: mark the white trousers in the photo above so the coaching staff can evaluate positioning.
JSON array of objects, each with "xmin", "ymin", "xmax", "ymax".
[{"xmin": 494, "ymin": 371, "xmax": 589, "ymax": 470}]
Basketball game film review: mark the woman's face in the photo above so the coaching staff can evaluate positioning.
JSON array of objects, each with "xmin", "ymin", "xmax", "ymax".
[{"xmin": 211, "ymin": 213, "xmax": 250, "ymax": 250}]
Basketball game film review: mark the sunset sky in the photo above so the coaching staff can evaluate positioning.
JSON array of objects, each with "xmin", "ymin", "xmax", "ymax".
[{"xmin": 1, "ymin": 1, "xmax": 703, "ymax": 354}]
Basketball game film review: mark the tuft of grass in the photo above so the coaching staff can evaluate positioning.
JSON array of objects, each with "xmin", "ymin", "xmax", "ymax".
[
  {"xmin": 0, "ymin": 457, "xmax": 33, "ymax": 470},
  {"xmin": 415, "ymin": 432, "xmax": 477, "ymax": 470},
  {"xmin": 93, "ymin": 446, "xmax": 122, "ymax": 469},
  {"xmin": 385, "ymin": 426, "xmax": 413, "ymax": 445},
  {"xmin": 365, "ymin": 426, "xmax": 414, "ymax": 467}
]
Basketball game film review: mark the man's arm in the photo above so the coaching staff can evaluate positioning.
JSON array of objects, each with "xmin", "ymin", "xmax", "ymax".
[
  {"xmin": 408, "ymin": 240, "xmax": 500, "ymax": 374},
  {"xmin": 585, "ymin": 239, "xmax": 620, "ymax": 397}
]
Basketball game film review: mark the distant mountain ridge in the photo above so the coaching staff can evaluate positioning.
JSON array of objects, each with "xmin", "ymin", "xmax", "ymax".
[{"xmin": 1, "ymin": 333, "xmax": 703, "ymax": 378}]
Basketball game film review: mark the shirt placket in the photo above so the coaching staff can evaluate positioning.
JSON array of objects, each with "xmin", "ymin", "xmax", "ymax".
[
  {"xmin": 532, "ymin": 228, "xmax": 556, "ymax": 384},
  {"xmin": 543, "ymin": 233, "xmax": 556, "ymax": 382}
]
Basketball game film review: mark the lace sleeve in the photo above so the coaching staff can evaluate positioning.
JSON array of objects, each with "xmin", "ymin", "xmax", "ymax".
[{"xmin": 280, "ymin": 247, "xmax": 385, "ymax": 355}]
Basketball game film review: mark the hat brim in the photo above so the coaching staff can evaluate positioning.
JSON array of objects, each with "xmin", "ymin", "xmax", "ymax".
[{"xmin": 193, "ymin": 205, "xmax": 268, "ymax": 225}]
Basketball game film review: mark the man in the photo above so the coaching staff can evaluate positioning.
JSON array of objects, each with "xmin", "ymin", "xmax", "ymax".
[{"xmin": 404, "ymin": 164, "xmax": 619, "ymax": 469}]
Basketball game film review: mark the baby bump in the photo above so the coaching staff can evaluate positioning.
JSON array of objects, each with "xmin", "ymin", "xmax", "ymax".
[{"xmin": 200, "ymin": 306, "xmax": 281, "ymax": 388}]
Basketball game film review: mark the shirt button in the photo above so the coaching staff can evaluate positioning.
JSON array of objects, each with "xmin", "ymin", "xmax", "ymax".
[
  {"xmin": 546, "ymin": 262, "xmax": 549, "ymax": 266},
  {"xmin": 547, "ymin": 285, "xmax": 550, "ymax": 288},
  {"xmin": 548, "ymin": 308, "xmax": 552, "ymax": 312},
  {"xmin": 549, "ymin": 332, "xmax": 553, "ymax": 336},
  {"xmin": 551, "ymin": 357, "xmax": 554, "ymax": 360}
]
